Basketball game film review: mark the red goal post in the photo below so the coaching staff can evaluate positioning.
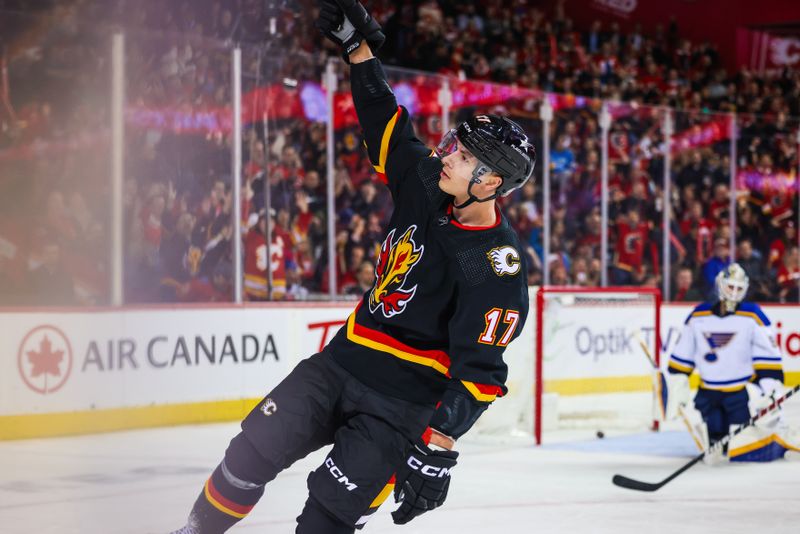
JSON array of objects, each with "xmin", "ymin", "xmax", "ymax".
[{"xmin": 534, "ymin": 286, "xmax": 662, "ymax": 445}]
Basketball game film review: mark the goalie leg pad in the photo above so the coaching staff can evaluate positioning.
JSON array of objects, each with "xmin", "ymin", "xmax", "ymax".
[
  {"xmin": 661, "ymin": 372, "xmax": 691, "ymax": 421},
  {"xmin": 729, "ymin": 426, "xmax": 790, "ymax": 462}
]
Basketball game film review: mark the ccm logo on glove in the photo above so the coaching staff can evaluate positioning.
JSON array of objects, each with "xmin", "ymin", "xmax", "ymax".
[{"xmin": 406, "ymin": 456, "xmax": 453, "ymax": 478}]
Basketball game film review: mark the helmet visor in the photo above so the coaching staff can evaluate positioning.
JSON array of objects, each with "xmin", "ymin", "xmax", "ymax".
[{"xmin": 435, "ymin": 129, "xmax": 459, "ymax": 159}]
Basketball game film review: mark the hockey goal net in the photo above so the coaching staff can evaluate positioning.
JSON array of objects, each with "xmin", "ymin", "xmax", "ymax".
[{"xmin": 472, "ymin": 286, "xmax": 662, "ymax": 445}]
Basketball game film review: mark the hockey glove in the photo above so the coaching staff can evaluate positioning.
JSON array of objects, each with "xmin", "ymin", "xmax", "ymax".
[
  {"xmin": 315, "ymin": 0, "xmax": 385, "ymax": 62},
  {"xmin": 391, "ymin": 444, "xmax": 458, "ymax": 525}
]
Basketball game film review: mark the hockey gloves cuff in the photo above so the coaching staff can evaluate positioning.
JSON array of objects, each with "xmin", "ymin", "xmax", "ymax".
[
  {"xmin": 316, "ymin": 0, "xmax": 385, "ymax": 62},
  {"xmin": 391, "ymin": 443, "xmax": 458, "ymax": 525}
]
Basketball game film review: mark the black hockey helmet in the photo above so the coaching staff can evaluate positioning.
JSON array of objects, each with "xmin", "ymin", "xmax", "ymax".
[{"xmin": 436, "ymin": 114, "xmax": 536, "ymax": 207}]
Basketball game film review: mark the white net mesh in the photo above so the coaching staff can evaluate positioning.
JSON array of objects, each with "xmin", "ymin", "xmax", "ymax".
[{"xmin": 538, "ymin": 290, "xmax": 660, "ymax": 442}]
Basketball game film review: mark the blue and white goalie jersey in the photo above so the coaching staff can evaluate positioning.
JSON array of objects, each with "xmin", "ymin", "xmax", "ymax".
[{"xmin": 668, "ymin": 302, "xmax": 784, "ymax": 391}]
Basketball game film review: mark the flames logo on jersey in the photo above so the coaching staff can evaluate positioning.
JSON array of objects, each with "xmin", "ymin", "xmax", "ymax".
[
  {"xmin": 488, "ymin": 246, "xmax": 521, "ymax": 276},
  {"xmin": 369, "ymin": 225, "xmax": 424, "ymax": 318}
]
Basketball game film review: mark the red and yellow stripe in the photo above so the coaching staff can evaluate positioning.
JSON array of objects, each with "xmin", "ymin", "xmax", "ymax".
[
  {"xmin": 369, "ymin": 475, "xmax": 396, "ymax": 509},
  {"xmin": 461, "ymin": 380, "xmax": 503, "ymax": 402},
  {"xmin": 346, "ymin": 302, "xmax": 451, "ymax": 375},
  {"xmin": 203, "ymin": 478, "xmax": 255, "ymax": 519}
]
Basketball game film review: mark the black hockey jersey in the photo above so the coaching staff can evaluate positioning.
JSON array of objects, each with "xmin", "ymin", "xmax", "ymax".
[{"xmin": 328, "ymin": 58, "xmax": 529, "ymax": 423}]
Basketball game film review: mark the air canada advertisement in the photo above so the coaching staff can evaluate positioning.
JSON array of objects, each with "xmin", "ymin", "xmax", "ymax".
[
  {"xmin": 3, "ymin": 306, "xmax": 355, "ymax": 415},
  {"xmin": 3, "ymin": 301, "xmax": 800, "ymax": 419}
]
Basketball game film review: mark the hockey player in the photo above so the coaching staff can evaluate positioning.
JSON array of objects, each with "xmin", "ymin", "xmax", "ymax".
[
  {"xmin": 169, "ymin": 1, "xmax": 534, "ymax": 532},
  {"xmin": 666, "ymin": 263, "xmax": 795, "ymax": 462}
]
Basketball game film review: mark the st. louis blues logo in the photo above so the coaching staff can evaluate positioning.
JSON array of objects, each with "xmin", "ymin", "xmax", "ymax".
[
  {"xmin": 703, "ymin": 332, "xmax": 736, "ymax": 362},
  {"xmin": 369, "ymin": 226, "xmax": 424, "ymax": 318}
]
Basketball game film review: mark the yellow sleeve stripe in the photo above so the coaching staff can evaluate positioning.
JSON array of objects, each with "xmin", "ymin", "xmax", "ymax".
[
  {"xmin": 735, "ymin": 311, "xmax": 765, "ymax": 326},
  {"xmin": 691, "ymin": 310, "xmax": 713, "ymax": 319},
  {"xmin": 373, "ymin": 107, "xmax": 401, "ymax": 175},
  {"xmin": 668, "ymin": 360, "xmax": 694, "ymax": 373}
]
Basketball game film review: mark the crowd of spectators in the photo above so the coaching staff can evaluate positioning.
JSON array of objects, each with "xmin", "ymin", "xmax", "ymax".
[{"xmin": 1, "ymin": 0, "xmax": 799, "ymax": 305}]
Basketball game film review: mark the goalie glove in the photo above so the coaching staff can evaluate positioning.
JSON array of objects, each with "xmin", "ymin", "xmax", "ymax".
[
  {"xmin": 315, "ymin": 0, "xmax": 385, "ymax": 62},
  {"xmin": 391, "ymin": 443, "xmax": 458, "ymax": 525}
]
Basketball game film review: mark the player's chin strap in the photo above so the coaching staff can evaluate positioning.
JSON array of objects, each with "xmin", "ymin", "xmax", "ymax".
[
  {"xmin": 452, "ymin": 180, "xmax": 497, "ymax": 208},
  {"xmin": 453, "ymin": 167, "xmax": 498, "ymax": 209}
]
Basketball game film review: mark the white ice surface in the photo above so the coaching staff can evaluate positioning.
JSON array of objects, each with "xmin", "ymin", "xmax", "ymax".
[{"xmin": 1, "ymin": 423, "xmax": 799, "ymax": 534}]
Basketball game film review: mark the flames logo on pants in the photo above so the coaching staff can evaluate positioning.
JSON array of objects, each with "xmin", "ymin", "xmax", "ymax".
[{"xmin": 369, "ymin": 225, "xmax": 424, "ymax": 318}]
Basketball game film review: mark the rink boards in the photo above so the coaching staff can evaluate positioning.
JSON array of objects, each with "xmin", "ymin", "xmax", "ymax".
[{"xmin": 2, "ymin": 300, "xmax": 800, "ymax": 439}]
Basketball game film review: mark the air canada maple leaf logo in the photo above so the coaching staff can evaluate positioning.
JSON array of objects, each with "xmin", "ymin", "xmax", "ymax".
[
  {"xmin": 17, "ymin": 325, "xmax": 73, "ymax": 394},
  {"xmin": 369, "ymin": 225, "xmax": 424, "ymax": 318}
]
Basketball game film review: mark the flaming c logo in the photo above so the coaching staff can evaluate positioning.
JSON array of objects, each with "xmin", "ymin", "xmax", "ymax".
[{"xmin": 369, "ymin": 225, "xmax": 424, "ymax": 318}]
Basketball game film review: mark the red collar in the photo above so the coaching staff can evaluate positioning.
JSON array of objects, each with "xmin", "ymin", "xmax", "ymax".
[{"xmin": 446, "ymin": 204, "xmax": 502, "ymax": 231}]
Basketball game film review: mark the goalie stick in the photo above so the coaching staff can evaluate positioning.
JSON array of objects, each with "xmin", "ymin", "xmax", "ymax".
[{"xmin": 612, "ymin": 383, "xmax": 800, "ymax": 492}]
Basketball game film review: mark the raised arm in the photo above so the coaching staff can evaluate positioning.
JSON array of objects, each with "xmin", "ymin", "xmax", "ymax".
[{"xmin": 317, "ymin": 0, "xmax": 430, "ymax": 195}]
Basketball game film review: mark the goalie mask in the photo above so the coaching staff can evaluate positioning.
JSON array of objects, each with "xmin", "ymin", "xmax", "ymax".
[
  {"xmin": 716, "ymin": 263, "xmax": 749, "ymax": 312},
  {"xmin": 435, "ymin": 114, "xmax": 536, "ymax": 208}
]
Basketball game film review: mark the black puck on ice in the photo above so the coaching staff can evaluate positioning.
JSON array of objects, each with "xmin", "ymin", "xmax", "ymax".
[{"xmin": 596, "ymin": 430, "xmax": 605, "ymax": 439}]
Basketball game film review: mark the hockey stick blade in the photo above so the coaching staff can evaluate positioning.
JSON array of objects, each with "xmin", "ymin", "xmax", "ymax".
[
  {"xmin": 612, "ymin": 455, "xmax": 704, "ymax": 492},
  {"xmin": 612, "ymin": 384, "xmax": 800, "ymax": 492},
  {"xmin": 612, "ymin": 474, "xmax": 663, "ymax": 492}
]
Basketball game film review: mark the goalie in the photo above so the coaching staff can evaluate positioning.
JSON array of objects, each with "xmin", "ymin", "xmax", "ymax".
[{"xmin": 664, "ymin": 263, "xmax": 798, "ymax": 462}]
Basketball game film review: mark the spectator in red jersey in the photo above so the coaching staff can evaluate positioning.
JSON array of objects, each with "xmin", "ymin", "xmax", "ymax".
[
  {"xmin": 680, "ymin": 200, "xmax": 715, "ymax": 265},
  {"xmin": 243, "ymin": 210, "xmax": 287, "ymax": 300},
  {"xmin": 612, "ymin": 207, "xmax": 648, "ymax": 285},
  {"xmin": 767, "ymin": 222, "xmax": 797, "ymax": 271},
  {"xmin": 671, "ymin": 266, "xmax": 703, "ymax": 301},
  {"xmin": 707, "ymin": 184, "xmax": 730, "ymax": 227},
  {"xmin": 777, "ymin": 246, "xmax": 800, "ymax": 303}
]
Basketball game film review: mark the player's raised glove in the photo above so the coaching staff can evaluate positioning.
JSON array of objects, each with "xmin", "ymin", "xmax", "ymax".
[
  {"xmin": 315, "ymin": 0, "xmax": 385, "ymax": 62},
  {"xmin": 391, "ymin": 443, "xmax": 458, "ymax": 525}
]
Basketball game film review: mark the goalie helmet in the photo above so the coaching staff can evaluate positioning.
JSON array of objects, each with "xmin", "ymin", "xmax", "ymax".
[
  {"xmin": 435, "ymin": 114, "xmax": 536, "ymax": 207},
  {"xmin": 716, "ymin": 263, "xmax": 749, "ymax": 311}
]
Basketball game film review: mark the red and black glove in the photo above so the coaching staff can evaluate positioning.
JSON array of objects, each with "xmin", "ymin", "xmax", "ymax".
[{"xmin": 391, "ymin": 443, "xmax": 459, "ymax": 525}]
